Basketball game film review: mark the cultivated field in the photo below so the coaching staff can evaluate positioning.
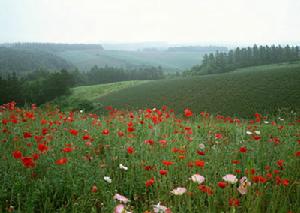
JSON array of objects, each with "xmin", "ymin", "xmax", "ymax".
[{"xmin": 62, "ymin": 62, "xmax": 300, "ymax": 117}]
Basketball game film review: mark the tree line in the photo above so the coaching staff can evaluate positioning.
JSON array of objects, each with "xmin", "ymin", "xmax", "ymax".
[
  {"xmin": 0, "ymin": 70, "xmax": 74, "ymax": 105},
  {"xmin": 74, "ymin": 65, "xmax": 164, "ymax": 85},
  {"xmin": 185, "ymin": 45, "xmax": 300, "ymax": 75},
  {"xmin": 0, "ymin": 66, "xmax": 164, "ymax": 106}
]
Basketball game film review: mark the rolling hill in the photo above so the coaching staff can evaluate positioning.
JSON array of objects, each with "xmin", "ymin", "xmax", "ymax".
[
  {"xmin": 60, "ymin": 62, "xmax": 300, "ymax": 117},
  {"xmin": 57, "ymin": 49, "xmax": 205, "ymax": 72},
  {"xmin": 54, "ymin": 80, "xmax": 149, "ymax": 110},
  {"xmin": 0, "ymin": 47, "xmax": 75, "ymax": 73}
]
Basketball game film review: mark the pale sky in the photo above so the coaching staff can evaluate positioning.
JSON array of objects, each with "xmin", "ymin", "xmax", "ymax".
[{"xmin": 0, "ymin": 0, "xmax": 299, "ymax": 45}]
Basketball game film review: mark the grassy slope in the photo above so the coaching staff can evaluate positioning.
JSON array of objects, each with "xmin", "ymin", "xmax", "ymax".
[
  {"xmin": 94, "ymin": 62, "xmax": 300, "ymax": 117},
  {"xmin": 55, "ymin": 80, "xmax": 149, "ymax": 110},
  {"xmin": 57, "ymin": 49, "xmax": 203, "ymax": 72}
]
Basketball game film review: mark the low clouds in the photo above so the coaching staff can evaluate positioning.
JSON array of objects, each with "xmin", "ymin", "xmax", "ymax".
[{"xmin": 0, "ymin": 0, "xmax": 299, "ymax": 44}]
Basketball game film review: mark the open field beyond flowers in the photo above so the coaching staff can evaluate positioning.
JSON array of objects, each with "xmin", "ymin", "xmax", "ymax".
[{"xmin": 0, "ymin": 102, "xmax": 299, "ymax": 212}]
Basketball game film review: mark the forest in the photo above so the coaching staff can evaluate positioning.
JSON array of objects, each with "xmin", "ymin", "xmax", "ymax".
[
  {"xmin": 186, "ymin": 45, "xmax": 300, "ymax": 75},
  {"xmin": 0, "ymin": 65, "xmax": 164, "ymax": 105}
]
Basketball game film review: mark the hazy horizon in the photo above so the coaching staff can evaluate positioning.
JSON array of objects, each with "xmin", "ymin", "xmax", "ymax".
[{"xmin": 0, "ymin": 0, "xmax": 300, "ymax": 46}]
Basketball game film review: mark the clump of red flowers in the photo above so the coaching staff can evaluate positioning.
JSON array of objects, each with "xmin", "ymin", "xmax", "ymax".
[
  {"xmin": 146, "ymin": 177, "xmax": 155, "ymax": 187},
  {"xmin": 184, "ymin": 108, "xmax": 193, "ymax": 117}
]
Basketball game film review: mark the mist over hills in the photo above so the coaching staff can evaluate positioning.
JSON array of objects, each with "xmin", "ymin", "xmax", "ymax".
[
  {"xmin": 0, "ymin": 47, "xmax": 75, "ymax": 73},
  {"xmin": 0, "ymin": 42, "xmax": 228, "ymax": 73}
]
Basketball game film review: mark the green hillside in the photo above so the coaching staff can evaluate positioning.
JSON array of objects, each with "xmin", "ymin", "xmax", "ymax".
[
  {"xmin": 57, "ymin": 49, "xmax": 204, "ymax": 72},
  {"xmin": 0, "ymin": 47, "xmax": 74, "ymax": 73},
  {"xmin": 90, "ymin": 62, "xmax": 300, "ymax": 117},
  {"xmin": 54, "ymin": 80, "xmax": 149, "ymax": 110}
]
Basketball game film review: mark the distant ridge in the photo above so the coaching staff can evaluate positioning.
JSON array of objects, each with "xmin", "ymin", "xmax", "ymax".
[
  {"xmin": 0, "ymin": 47, "xmax": 75, "ymax": 73},
  {"xmin": 167, "ymin": 46, "xmax": 228, "ymax": 52},
  {"xmin": 0, "ymin": 42, "xmax": 104, "ymax": 52}
]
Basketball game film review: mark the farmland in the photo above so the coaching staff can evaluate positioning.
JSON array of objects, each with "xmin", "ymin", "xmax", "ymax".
[
  {"xmin": 64, "ymin": 62, "xmax": 300, "ymax": 117},
  {"xmin": 54, "ymin": 80, "xmax": 150, "ymax": 111}
]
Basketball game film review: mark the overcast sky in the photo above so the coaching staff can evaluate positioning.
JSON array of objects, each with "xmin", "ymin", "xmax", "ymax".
[{"xmin": 0, "ymin": 0, "xmax": 299, "ymax": 45}]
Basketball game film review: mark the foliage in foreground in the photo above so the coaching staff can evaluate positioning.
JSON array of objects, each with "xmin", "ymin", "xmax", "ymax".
[{"xmin": 0, "ymin": 102, "xmax": 299, "ymax": 212}]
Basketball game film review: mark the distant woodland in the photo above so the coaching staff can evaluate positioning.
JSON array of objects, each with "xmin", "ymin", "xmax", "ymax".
[
  {"xmin": 0, "ymin": 47, "xmax": 74, "ymax": 73},
  {"xmin": 186, "ymin": 45, "xmax": 300, "ymax": 75}
]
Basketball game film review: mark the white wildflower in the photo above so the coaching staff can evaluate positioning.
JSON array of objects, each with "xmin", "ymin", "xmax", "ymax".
[
  {"xmin": 190, "ymin": 174, "xmax": 205, "ymax": 184},
  {"xmin": 119, "ymin": 164, "xmax": 128, "ymax": 171},
  {"xmin": 223, "ymin": 174, "xmax": 238, "ymax": 184},
  {"xmin": 170, "ymin": 187, "xmax": 186, "ymax": 195},
  {"xmin": 198, "ymin": 143, "xmax": 205, "ymax": 150},
  {"xmin": 153, "ymin": 202, "xmax": 169, "ymax": 213},
  {"xmin": 104, "ymin": 176, "xmax": 112, "ymax": 183},
  {"xmin": 246, "ymin": 131, "xmax": 252, "ymax": 135}
]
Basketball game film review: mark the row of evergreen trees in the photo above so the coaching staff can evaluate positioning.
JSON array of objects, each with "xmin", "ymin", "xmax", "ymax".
[
  {"xmin": 0, "ymin": 70, "xmax": 75, "ymax": 105},
  {"xmin": 76, "ymin": 65, "xmax": 164, "ymax": 85},
  {"xmin": 0, "ymin": 65, "xmax": 165, "ymax": 106},
  {"xmin": 186, "ymin": 45, "xmax": 300, "ymax": 75}
]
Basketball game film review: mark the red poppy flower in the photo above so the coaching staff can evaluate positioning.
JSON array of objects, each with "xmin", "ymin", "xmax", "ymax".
[
  {"xmin": 127, "ymin": 127, "xmax": 135, "ymax": 132},
  {"xmin": 195, "ymin": 160, "xmax": 205, "ymax": 168},
  {"xmin": 40, "ymin": 119, "xmax": 47, "ymax": 125},
  {"xmin": 38, "ymin": 143, "xmax": 48, "ymax": 153},
  {"xmin": 145, "ymin": 177, "xmax": 155, "ymax": 187},
  {"xmin": 184, "ymin": 108, "xmax": 193, "ymax": 117},
  {"xmin": 144, "ymin": 165, "xmax": 153, "ymax": 171},
  {"xmin": 55, "ymin": 158, "xmax": 68, "ymax": 165},
  {"xmin": 239, "ymin": 146, "xmax": 247, "ymax": 153},
  {"xmin": 23, "ymin": 132, "xmax": 32, "ymax": 138},
  {"xmin": 2, "ymin": 119, "xmax": 9, "ymax": 125},
  {"xmin": 229, "ymin": 198, "xmax": 240, "ymax": 207},
  {"xmin": 102, "ymin": 129, "xmax": 109, "ymax": 135},
  {"xmin": 217, "ymin": 181, "xmax": 227, "ymax": 189},
  {"xmin": 32, "ymin": 153, "xmax": 40, "ymax": 160},
  {"xmin": 281, "ymin": 178, "xmax": 289, "ymax": 186},
  {"xmin": 198, "ymin": 185, "xmax": 213, "ymax": 195},
  {"xmin": 127, "ymin": 146, "xmax": 134, "ymax": 154},
  {"xmin": 118, "ymin": 131, "xmax": 124, "ymax": 137},
  {"xmin": 13, "ymin": 150, "xmax": 22, "ymax": 159},
  {"xmin": 235, "ymin": 169, "xmax": 241, "ymax": 174},
  {"xmin": 159, "ymin": 140, "xmax": 167, "ymax": 145},
  {"xmin": 277, "ymin": 160, "xmax": 284, "ymax": 168},
  {"xmin": 34, "ymin": 135, "xmax": 43, "ymax": 143},
  {"xmin": 91, "ymin": 185, "xmax": 98, "ymax": 193},
  {"xmin": 253, "ymin": 135, "xmax": 261, "ymax": 140},
  {"xmin": 215, "ymin": 133, "xmax": 222, "ymax": 139},
  {"xmin": 144, "ymin": 139, "xmax": 154, "ymax": 145},
  {"xmin": 232, "ymin": 160, "xmax": 240, "ymax": 164},
  {"xmin": 21, "ymin": 157, "xmax": 35, "ymax": 168},
  {"xmin": 62, "ymin": 147, "xmax": 73, "ymax": 153},
  {"xmin": 82, "ymin": 134, "xmax": 90, "ymax": 140},
  {"xmin": 162, "ymin": 160, "xmax": 174, "ymax": 166},
  {"xmin": 197, "ymin": 151, "xmax": 205, "ymax": 156},
  {"xmin": 159, "ymin": 170, "xmax": 168, "ymax": 175},
  {"xmin": 69, "ymin": 129, "xmax": 78, "ymax": 136},
  {"xmin": 252, "ymin": 176, "xmax": 267, "ymax": 183}
]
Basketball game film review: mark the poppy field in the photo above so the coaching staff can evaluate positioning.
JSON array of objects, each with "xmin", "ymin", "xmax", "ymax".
[{"xmin": 0, "ymin": 102, "xmax": 299, "ymax": 212}]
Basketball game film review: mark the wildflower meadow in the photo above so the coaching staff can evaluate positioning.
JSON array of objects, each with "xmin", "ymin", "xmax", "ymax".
[{"xmin": 0, "ymin": 102, "xmax": 299, "ymax": 212}]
